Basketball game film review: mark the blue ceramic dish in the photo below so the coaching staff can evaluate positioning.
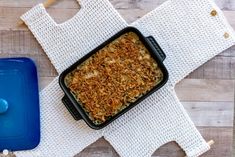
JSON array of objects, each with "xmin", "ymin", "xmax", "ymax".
[{"xmin": 0, "ymin": 58, "xmax": 40, "ymax": 151}]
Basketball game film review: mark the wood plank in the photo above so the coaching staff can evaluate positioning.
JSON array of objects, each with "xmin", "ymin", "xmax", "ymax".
[
  {"xmin": 3, "ymin": 128, "xmax": 231, "ymax": 157},
  {"xmin": 218, "ymin": 45, "xmax": 235, "ymax": 57},
  {"xmin": 0, "ymin": 0, "xmax": 80, "ymax": 9},
  {"xmin": 40, "ymin": 77, "xmax": 235, "ymax": 101},
  {"xmin": 153, "ymin": 127, "xmax": 233, "ymax": 157},
  {"xmin": 0, "ymin": 153, "xmax": 15, "ymax": 157},
  {"xmin": 117, "ymin": 9, "xmax": 235, "ymax": 24},
  {"xmin": 183, "ymin": 102, "xmax": 234, "ymax": 127},
  {"xmin": 0, "ymin": 53, "xmax": 57, "ymax": 77},
  {"xmin": 111, "ymin": 0, "xmax": 234, "ymax": 11},
  {"xmin": 0, "ymin": 7, "xmax": 234, "ymax": 30},
  {"xmin": 0, "ymin": 0, "xmax": 233, "ymax": 11},
  {"xmin": 40, "ymin": 78, "xmax": 235, "ymax": 99},
  {"xmin": 175, "ymin": 79, "xmax": 234, "ymax": 102},
  {"xmin": 111, "ymin": 0, "xmax": 235, "ymax": 11},
  {"xmin": 39, "ymin": 77, "xmax": 234, "ymax": 127},
  {"xmin": 39, "ymin": 77, "xmax": 54, "ymax": 90},
  {"xmin": 73, "ymin": 127, "xmax": 233, "ymax": 157},
  {"xmin": 227, "ymin": 0, "xmax": 235, "ymax": 10},
  {"xmin": 0, "ymin": 5, "xmax": 232, "ymax": 80},
  {"xmin": 111, "ymin": 0, "xmax": 166, "ymax": 11},
  {"xmin": 233, "ymin": 81, "xmax": 235, "ymax": 155},
  {"xmin": 187, "ymin": 46, "xmax": 235, "ymax": 79},
  {"xmin": 0, "ymin": 30, "xmax": 58, "ymax": 77},
  {"xmin": 201, "ymin": 55, "xmax": 235, "ymax": 79},
  {"xmin": 0, "ymin": 7, "xmax": 78, "ymax": 30},
  {"xmin": 0, "ymin": 31, "xmax": 234, "ymax": 79}
]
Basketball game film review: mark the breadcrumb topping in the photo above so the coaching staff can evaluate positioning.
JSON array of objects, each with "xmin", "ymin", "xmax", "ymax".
[{"xmin": 65, "ymin": 32, "xmax": 163, "ymax": 125}]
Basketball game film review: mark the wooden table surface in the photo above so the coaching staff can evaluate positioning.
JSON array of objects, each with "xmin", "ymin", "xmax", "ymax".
[{"xmin": 0, "ymin": 0, "xmax": 234, "ymax": 157}]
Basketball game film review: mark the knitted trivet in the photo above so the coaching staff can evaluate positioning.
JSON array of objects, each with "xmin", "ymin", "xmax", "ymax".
[{"xmin": 14, "ymin": 0, "xmax": 235, "ymax": 156}]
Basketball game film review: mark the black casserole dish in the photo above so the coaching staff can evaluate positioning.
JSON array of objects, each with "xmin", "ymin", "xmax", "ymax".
[{"xmin": 59, "ymin": 27, "xmax": 168, "ymax": 129}]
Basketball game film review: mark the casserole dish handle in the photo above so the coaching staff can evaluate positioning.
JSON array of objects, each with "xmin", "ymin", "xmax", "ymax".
[
  {"xmin": 146, "ymin": 36, "xmax": 166, "ymax": 62},
  {"xmin": 62, "ymin": 96, "xmax": 82, "ymax": 121}
]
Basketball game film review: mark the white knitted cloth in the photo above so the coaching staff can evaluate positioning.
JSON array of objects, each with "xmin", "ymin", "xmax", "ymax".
[{"xmin": 14, "ymin": 0, "xmax": 235, "ymax": 157}]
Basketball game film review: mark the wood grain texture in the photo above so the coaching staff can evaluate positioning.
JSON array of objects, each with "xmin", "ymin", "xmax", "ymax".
[
  {"xmin": 0, "ymin": 30, "xmax": 58, "ymax": 77},
  {"xmin": 0, "ymin": 0, "xmax": 234, "ymax": 157},
  {"xmin": 74, "ymin": 127, "xmax": 233, "ymax": 157},
  {"xmin": 0, "ymin": 0, "xmax": 80, "ymax": 8},
  {"xmin": 183, "ymin": 101, "xmax": 234, "ymax": 127},
  {"xmin": 0, "ymin": 0, "xmax": 233, "ymax": 10},
  {"xmin": 39, "ymin": 77, "xmax": 234, "ymax": 127},
  {"xmin": 0, "ymin": 29, "xmax": 234, "ymax": 79},
  {"xmin": 153, "ymin": 127, "xmax": 233, "ymax": 157},
  {"xmin": 175, "ymin": 79, "xmax": 234, "ymax": 102},
  {"xmin": 0, "ymin": 1, "xmax": 235, "ymax": 29},
  {"xmin": 0, "ymin": 2, "xmax": 235, "ymax": 79}
]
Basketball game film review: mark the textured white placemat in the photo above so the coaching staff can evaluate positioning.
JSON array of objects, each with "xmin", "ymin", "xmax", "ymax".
[{"xmin": 13, "ymin": 0, "xmax": 235, "ymax": 157}]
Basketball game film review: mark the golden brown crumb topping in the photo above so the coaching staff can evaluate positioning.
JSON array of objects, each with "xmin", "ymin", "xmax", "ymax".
[{"xmin": 65, "ymin": 32, "xmax": 163, "ymax": 125}]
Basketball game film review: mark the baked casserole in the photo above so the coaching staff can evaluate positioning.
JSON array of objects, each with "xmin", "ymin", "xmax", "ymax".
[{"xmin": 64, "ymin": 32, "xmax": 164, "ymax": 125}]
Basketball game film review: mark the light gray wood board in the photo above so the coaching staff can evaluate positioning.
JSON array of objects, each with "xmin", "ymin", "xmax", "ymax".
[
  {"xmin": 39, "ymin": 78, "xmax": 235, "ymax": 102},
  {"xmin": 2, "ymin": 128, "xmax": 231, "ymax": 157},
  {"xmin": 0, "ymin": 30, "xmax": 234, "ymax": 80},
  {"xmin": 110, "ymin": 0, "xmax": 235, "ymax": 11},
  {"xmin": 0, "ymin": 2, "xmax": 235, "ymax": 29},
  {"xmin": 74, "ymin": 127, "xmax": 233, "ymax": 157},
  {"xmin": 234, "ymin": 81, "xmax": 235, "ymax": 157},
  {"xmin": 0, "ymin": 0, "xmax": 234, "ymax": 10},
  {"xmin": 175, "ymin": 79, "xmax": 234, "ymax": 102},
  {"xmin": 40, "ymin": 77, "xmax": 234, "ymax": 127}
]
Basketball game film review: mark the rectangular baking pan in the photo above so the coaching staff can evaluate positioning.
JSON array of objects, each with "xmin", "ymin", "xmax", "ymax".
[{"xmin": 59, "ymin": 27, "xmax": 168, "ymax": 130}]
